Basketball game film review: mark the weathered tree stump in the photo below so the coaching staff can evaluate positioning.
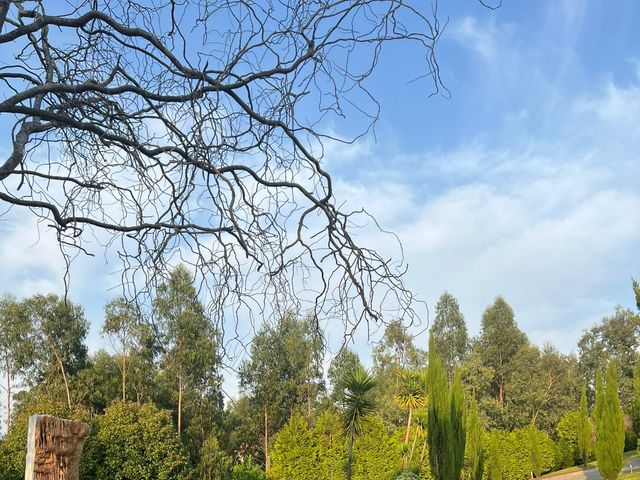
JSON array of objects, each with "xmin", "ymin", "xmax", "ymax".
[{"xmin": 24, "ymin": 415, "xmax": 91, "ymax": 480}]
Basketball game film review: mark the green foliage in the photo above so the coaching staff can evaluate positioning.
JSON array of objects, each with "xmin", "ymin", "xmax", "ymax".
[
  {"xmin": 507, "ymin": 344, "xmax": 579, "ymax": 433},
  {"xmin": 595, "ymin": 363, "xmax": 624, "ymax": 480},
  {"xmin": 352, "ymin": 417, "xmax": 403, "ymax": 480},
  {"xmin": 466, "ymin": 394, "xmax": 484, "ymax": 480},
  {"xmin": 632, "ymin": 363, "xmax": 640, "ymax": 434},
  {"xmin": 427, "ymin": 335, "xmax": 451, "ymax": 480},
  {"xmin": 371, "ymin": 320, "xmax": 426, "ymax": 430},
  {"xmin": 338, "ymin": 364, "xmax": 376, "ymax": 480},
  {"xmin": 197, "ymin": 435, "xmax": 233, "ymax": 480},
  {"xmin": 528, "ymin": 423, "xmax": 542, "ymax": 478},
  {"xmin": 397, "ymin": 369, "xmax": 427, "ymax": 444},
  {"xmin": 269, "ymin": 413, "xmax": 319, "ymax": 480},
  {"xmin": 485, "ymin": 428, "xmax": 555, "ymax": 480},
  {"xmin": 231, "ymin": 459, "xmax": 266, "ymax": 480},
  {"xmin": 556, "ymin": 411, "xmax": 580, "ymax": 468},
  {"xmin": 487, "ymin": 433, "xmax": 503, "ymax": 480},
  {"xmin": 0, "ymin": 295, "xmax": 34, "ymax": 427},
  {"xmin": 451, "ymin": 369, "xmax": 467, "ymax": 480},
  {"xmin": 476, "ymin": 297, "xmax": 527, "ymax": 411},
  {"xmin": 328, "ymin": 348, "xmax": 362, "ymax": 405},
  {"xmin": 577, "ymin": 385, "xmax": 591, "ymax": 467},
  {"xmin": 431, "ymin": 292, "xmax": 468, "ymax": 375},
  {"xmin": 239, "ymin": 312, "xmax": 325, "ymax": 469},
  {"xmin": 269, "ymin": 412, "xmax": 401, "ymax": 480},
  {"xmin": 86, "ymin": 401, "xmax": 191, "ymax": 480},
  {"xmin": 578, "ymin": 307, "xmax": 640, "ymax": 412}
]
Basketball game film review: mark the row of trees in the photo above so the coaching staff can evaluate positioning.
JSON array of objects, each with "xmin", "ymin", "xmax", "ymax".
[{"xmin": 0, "ymin": 268, "xmax": 638, "ymax": 479}]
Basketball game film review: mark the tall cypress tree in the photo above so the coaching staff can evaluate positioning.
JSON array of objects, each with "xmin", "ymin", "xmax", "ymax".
[
  {"xmin": 577, "ymin": 384, "xmax": 591, "ymax": 468},
  {"xmin": 529, "ymin": 423, "xmax": 542, "ymax": 479},
  {"xmin": 427, "ymin": 335, "xmax": 451, "ymax": 480},
  {"xmin": 466, "ymin": 394, "xmax": 484, "ymax": 480},
  {"xmin": 450, "ymin": 368, "xmax": 466, "ymax": 480},
  {"xmin": 595, "ymin": 363, "xmax": 624, "ymax": 480}
]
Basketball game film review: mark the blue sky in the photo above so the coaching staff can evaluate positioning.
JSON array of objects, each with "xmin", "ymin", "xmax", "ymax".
[{"xmin": 1, "ymin": 0, "xmax": 639, "ymax": 385}]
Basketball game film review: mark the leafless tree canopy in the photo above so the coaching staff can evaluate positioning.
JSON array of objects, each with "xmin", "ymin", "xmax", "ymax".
[{"xmin": 0, "ymin": 0, "xmax": 443, "ymax": 349}]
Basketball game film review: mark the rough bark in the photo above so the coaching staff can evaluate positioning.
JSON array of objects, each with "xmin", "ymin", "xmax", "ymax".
[{"xmin": 24, "ymin": 415, "xmax": 91, "ymax": 480}]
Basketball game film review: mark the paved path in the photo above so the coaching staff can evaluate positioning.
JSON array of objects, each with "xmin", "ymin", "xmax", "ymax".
[{"xmin": 549, "ymin": 457, "xmax": 640, "ymax": 480}]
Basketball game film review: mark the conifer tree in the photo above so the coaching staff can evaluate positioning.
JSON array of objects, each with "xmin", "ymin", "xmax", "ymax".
[
  {"xmin": 427, "ymin": 336, "xmax": 466, "ymax": 480},
  {"xmin": 595, "ymin": 363, "xmax": 624, "ymax": 480},
  {"xmin": 451, "ymin": 368, "xmax": 466, "ymax": 480},
  {"xmin": 427, "ymin": 335, "xmax": 451, "ymax": 480},
  {"xmin": 529, "ymin": 423, "xmax": 542, "ymax": 478},
  {"xmin": 466, "ymin": 394, "xmax": 484, "ymax": 480},
  {"xmin": 577, "ymin": 384, "xmax": 591, "ymax": 468},
  {"xmin": 594, "ymin": 370, "xmax": 603, "ymax": 422}
]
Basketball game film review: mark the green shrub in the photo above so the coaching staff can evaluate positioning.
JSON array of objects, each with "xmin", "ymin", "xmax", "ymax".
[
  {"xmin": 232, "ymin": 458, "xmax": 266, "ymax": 480},
  {"xmin": 85, "ymin": 401, "xmax": 192, "ymax": 480},
  {"xmin": 485, "ymin": 427, "xmax": 555, "ymax": 480}
]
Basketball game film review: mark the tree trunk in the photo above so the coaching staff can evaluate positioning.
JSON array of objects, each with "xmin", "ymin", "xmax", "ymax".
[
  {"xmin": 264, "ymin": 405, "xmax": 270, "ymax": 473},
  {"xmin": 408, "ymin": 426, "xmax": 419, "ymax": 467},
  {"xmin": 346, "ymin": 434, "xmax": 354, "ymax": 480},
  {"xmin": 54, "ymin": 350, "xmax": 72, "ymax": 409},
  {"xmin": 177, "ymin": 373, "xmax": 183, "ymax": 436},
  {"xmin": 419, "ymin": 438, "xmax": 427, "ymax": 466},
  {"xmin": 404, "ymin": 406, "xmax": 413, "ymax": 444},
  {"xmin": 24, "ymin": 415, "xmax": 91, "ymax": 480},
  {"xmin": 498, "ymin": 380, "xmax": 504, "ymax": 409}
]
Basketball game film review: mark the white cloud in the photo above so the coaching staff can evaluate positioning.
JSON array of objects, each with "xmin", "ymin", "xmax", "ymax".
[{"xmin": 331, "ymin": 77, "xmax": 640, "ymax": 354}]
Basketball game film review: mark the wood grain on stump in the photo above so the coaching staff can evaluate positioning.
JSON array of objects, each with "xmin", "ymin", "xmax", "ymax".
[{"xmin": 24, "ymin": 415, "xmax": 91, "ymax": 480}]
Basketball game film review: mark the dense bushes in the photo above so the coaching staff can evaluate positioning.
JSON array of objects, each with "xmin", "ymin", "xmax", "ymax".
[
  {"xmin": 269, "ymin": 411, "xmax": 405, "ymax": 480},
  {"xmin": 485, "ymin": 427, "xmax": 555, "ymax": 480},
  {"xmin": 84, "ymin": 402, "xmax": 192, "ymax": 480}
]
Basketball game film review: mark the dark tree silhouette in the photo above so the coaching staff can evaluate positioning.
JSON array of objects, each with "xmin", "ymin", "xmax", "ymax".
[{"xmin": 0, "ymin": 0, "xmax": 445, "ymax": 349}]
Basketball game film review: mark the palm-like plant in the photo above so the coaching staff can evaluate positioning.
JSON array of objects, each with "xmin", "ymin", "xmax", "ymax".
[
  {"xmin": 397, "ymin": 369, "xmax": 428, "ymax": 444},
  {"xmin": 339, "ymin": 364, "xmax": 376, "ymax": 480}
]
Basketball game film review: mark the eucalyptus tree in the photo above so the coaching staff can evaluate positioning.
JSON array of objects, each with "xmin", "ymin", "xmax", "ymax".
[
  {"xmin": 476, "ymin": 297, "xmax": 528, "ymax": 409},
  {"xmin": 23, "ymin": 293, "xmax": 89, "ymax": 408},
  {"xmin": 102, "ymin": 296, "xmax": 144, "ymax": 402},
  {"xmin": 154, "ymin": 264, "xmax": 222, "ymax": 437},
  {"xmin": 578, "ymin": 307, "xmax": 640, "ymax": 410},
  {"xmin": 431, "ymin": 292, "xmax": 468, "ymax": 376},
  {"xmin": 338, "ymin": 364, "xmax": 376, "ymax": 480},
  {"xmin": 0, "ymin": 296, "xmax": 33, "ymax": 428},
  {"xmin": 239, "ymin": 313, "xmax": 325, "ymax": 472}
]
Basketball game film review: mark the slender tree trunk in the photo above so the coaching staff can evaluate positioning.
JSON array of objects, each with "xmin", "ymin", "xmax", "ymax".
[
  {"xmin": 408, "ymin": 427, "xmax": 419, "ymax": 467},
  {"xmin": 264, "ymin": 404, "xmax": 270, "ymax": 473},
  {"xmin": 177, "ymin": 373, "xmax": 183, "ymax": 436},
  {"xmin": 404, "ymin": 406, "xmax": 413, "ymax": 444},
  {"xmin": 498, "ymin": 380, "xmax": 504, "ymax": 409},
  {"xmin": 346, "ymin": 434, "xmax": 354, "ymax": 480},
  {"xmin": 419, "ymin": 438, "xmax": 427, "ymax": 467},
  {"xmin": 6, "ymin": 369, "xmax": 11, "ymax": 429},
  {"xmin": 54, "ymin": 350, "xmax": 72, "ymax": 409}
]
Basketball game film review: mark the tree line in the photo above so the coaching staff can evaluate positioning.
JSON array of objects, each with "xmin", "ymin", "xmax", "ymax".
[{"xmin": 0, "ymin": 266, "xmax": 639, "ymax": 480}]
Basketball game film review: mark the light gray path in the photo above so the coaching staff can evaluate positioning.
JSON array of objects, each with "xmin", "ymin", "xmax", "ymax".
[{"xmin": 549, "ymin": 456, "xmax": 640, "ymax": 480}]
